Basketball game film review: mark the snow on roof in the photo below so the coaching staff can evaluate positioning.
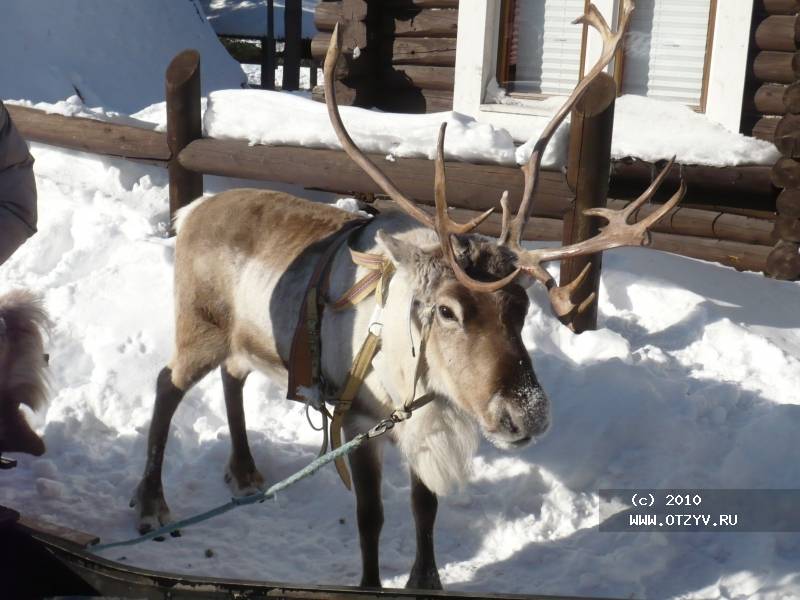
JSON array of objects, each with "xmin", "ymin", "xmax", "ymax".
[
  {"xmin": 197, "ymin": 0, "xmax": 318, "ymax": 39},
  {"xmin": 0, "ymin": 0, "xmax": 246, "ymax": 114}
]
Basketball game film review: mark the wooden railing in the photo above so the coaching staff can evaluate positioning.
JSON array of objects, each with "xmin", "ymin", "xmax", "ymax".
[{"xmin": 5, "ymin": 51, "xmax": 780, "ymax": 276}]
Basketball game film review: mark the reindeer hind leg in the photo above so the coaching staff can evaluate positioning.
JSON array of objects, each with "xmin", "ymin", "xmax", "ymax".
[
  {"xmin": 221, "ymin": 363, "xmax": 265, "ymax": 496},
  {"xmin": 132, "ymin": 319, "xmax": 228, "ymax": 535}
]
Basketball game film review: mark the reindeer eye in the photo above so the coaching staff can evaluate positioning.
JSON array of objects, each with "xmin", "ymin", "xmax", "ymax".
[{"xmin": 438, "ymin": 305, "xmax": 457, "ymax": 321}]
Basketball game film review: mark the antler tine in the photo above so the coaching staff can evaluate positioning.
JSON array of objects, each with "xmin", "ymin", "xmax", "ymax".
[
  {"xmin": 324, "ymin": 24, "xmax": 433, "ymax": 228},
  {"xmin": 497, "ymin": 191, "xmax": 511, "ymax": 244},
  {"xmin": 434, "ymin": 123, "xmax": 519, "ymax": 293},
  {"xmin": 505, "ymin": 0, "xmax": 636, "ymax": 251},
  {"xmin": 515, "ymin": 161, "xmax": 685, "ymax": 270}
]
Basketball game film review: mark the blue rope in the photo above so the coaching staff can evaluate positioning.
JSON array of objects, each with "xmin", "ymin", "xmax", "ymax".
[{"xmin": 93, "ymin": 433, "xmax": 367, "ymax": 553}]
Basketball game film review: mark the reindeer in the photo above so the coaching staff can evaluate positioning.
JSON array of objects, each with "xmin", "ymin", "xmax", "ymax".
[
  {"xmin": 133, "ymin": 0, "xmax": 682, "ymax": 589},
  {"xmin": 0, "ymin": 290, "xmax": 49, "ymax": 458}
]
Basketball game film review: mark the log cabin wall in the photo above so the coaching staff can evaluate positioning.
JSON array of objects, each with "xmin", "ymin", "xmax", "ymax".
[
  {"xmin": 747, "ymin": 0, "xmax": 800, "ymax": 278},
  {"xmin": 311, "ymin": 0, "xmax": 458, "ymax": 112}
]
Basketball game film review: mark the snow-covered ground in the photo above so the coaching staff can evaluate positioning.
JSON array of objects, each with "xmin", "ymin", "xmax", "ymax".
[
  {"xmin": 1, "ymin": 141, "xmax": 800, "ymax": 600},
  {"xmin": 2, "ymin": 2, "xmax": 800, "ymax": 598}
]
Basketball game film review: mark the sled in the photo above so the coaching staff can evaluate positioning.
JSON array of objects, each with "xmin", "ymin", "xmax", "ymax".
[{"xmin": 0, "ymin": 504, "xmax": 619, "ymax": 600}]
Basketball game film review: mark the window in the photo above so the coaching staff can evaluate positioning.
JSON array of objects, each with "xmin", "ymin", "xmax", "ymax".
[
  {"xmin": 497, "ymin": 0, "xmax": 716, "ymax": 110},
  {"xmin": 453, "ymin": 0, "xmax": 758, "ymax": 134}
]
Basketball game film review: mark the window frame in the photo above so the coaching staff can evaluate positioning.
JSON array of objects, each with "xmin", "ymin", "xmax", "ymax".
[{"xmin": 452, "ymin": 0, "xmax": 752, "ymax": 138}]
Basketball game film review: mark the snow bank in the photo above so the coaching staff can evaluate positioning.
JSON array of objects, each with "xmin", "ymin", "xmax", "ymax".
[
  {"xmin": 204, "ymin": 89, "xmax": 779, "ymax": 168},
  {"xmin": 1, "ymin": 142, "xmax": 799, "ymax": 600},
  {"xmin": 198, "ymin": 0, "xmax": 318, "ymax": 39},
  {"xmin": 0, "ymin": 0, "xmax": 246, "ymax": 114}
]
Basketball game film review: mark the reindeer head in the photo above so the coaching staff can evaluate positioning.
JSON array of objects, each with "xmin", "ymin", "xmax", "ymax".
[
  {"xmin": 376, "ymin": 230, "xmax": 548, "ymax": 449},
  {"xmin": 324, "ymin": 0, "xmax": 683, "ymax": 450}
]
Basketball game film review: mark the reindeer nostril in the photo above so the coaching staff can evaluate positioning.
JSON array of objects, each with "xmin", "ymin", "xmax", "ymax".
[{"xmin": 500, "ymin": 410, "xmax": 519, "ymax": 435}]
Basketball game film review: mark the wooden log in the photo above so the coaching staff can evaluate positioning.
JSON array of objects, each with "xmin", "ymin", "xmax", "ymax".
[
  {"xmin": 561, "ymin": 73, "xmax": 617, "ymax": 333},
  {"xmin": 610, "ymin": 159, "xmax": 777, "ymax": 207},
  {"xmin": 390, "ymin": 9, "xmax": 458, "ymax": 37},
  {"xmin": 752, "ymin": 115, "xmax": 780, "ymax": 141},
  {"xmin": 178, "ymin": 138, "xmax": 572, "ymax": 217},
  {"xmin": 311, "ymin": 79, "xmax": 371, "ymax": 107},
  {"xmin": 315, "ymin": 1, "xmax": 368, "ymax": 40},
  {"xmin": 761, "ymin": 0, "xmax": 800, "ymax": 15},
  {"xmin": 390, "ymin": 38, "xmax": 457, "ymax": 66},
  {"xmin": 648, "ymin": 233, "xmax": 772, "ymax": 273},
  {"xmin": 166, "ymin": 50, "xmax": 204, "ymax": 231},
  {"xmin": 385, "ymin": 0, "xmax": 459, "ymax": 8},
  {"xmin": 282, "ymin": 0, "xmax": 302, "ymax": 91},
  {"xmin": 754, "ymin": 83, "xmax": 788, "ymax": 114},
  {"xmin": 315, "ymin": 1, "xmax": 342, "ymax": 31},
  {"xmin": 756, "ymin": 15, "xmax": 799, "ymax": 51},
  {"xmin": 766, "ymin": 240, "xmax": 800, "ymax": 278},
  {"xmin": 784, "ymin": 81, "xmax": 800, "ymax": 112},
  {"xmin": 6, "ymin": 105, "xmax": 170, "ymax": 162},
  {"xmin": 375, "ymin": 87, "xmax": 454, "ymax": 113},
  {"xmin": 776, "ymin": 214, "xmax": 800, "ymax": 240},
  {"xmin": 772, "ymin": 156, "xmax": 800, "ymax": 187},
  {"xmin": 774, "ymin": 113, "xmax": 800, "ymax": 155},
  {"xmin": 777, "ymin": 187, "xmax": 800, "ymax": 216},
  {"xmin": 753, "ymin": 50, "xmax": 800, "ymax": 83},
  {"xmin": 382, "ymin": 65, "xmax": 455, "ymax": 90},
  {"xmin": 311, "ymin": 34, "xmax": 373, "ymax": 79}
]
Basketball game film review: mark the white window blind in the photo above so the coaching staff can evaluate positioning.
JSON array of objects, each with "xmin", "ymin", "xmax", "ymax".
[
  {"xmin": 511, "ymin": 0, "xmax": 585, "ymax": 95},
  {"xmin": 621, "ymin": 0, "xmax": 712, "ymax": 106}
]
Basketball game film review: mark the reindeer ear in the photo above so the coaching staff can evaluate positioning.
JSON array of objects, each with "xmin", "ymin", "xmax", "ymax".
[{"xmin": 376, "ymin": 229, "xmax": 425, "ymax": 268}]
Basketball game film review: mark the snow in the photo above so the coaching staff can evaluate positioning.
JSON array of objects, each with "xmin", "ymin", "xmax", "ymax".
[
  {"xmin": 203, "ymin": 89, "xmax": 779, "ymax": 168},
  {"xmin": 0, "ymin": 0, "xmax": 246, "ymax": 114},
  {"xmin": 197, "ymin": 0, "xmax": 318, "ymax": 39},
  {"xmin": 1, "ymin": 142, "xmax": 799, "ymax": 600},
  {"xmin": 1, "ymin": 3, "xmax": 799, "ymax": 598}
]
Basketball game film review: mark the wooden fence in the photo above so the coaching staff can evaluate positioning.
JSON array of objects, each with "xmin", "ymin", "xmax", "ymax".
[
  {"xmin": 4, "ymin": 51, "xmax": 781, "ymax": 276},
  {"xmin": 217, "ymin": 0, "xmax": 315, "ymax": 91}
]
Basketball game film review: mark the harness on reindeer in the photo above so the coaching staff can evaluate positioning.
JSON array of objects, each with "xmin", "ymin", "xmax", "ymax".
[{"xmin": 286, "ymin": 215, "xmax": 434, "ymax": 490}]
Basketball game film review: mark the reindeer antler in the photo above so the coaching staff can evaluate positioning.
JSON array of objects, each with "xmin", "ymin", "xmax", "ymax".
[{"xmin": 324, "ymin": 24, "xmax": 492, "ymax": 235}]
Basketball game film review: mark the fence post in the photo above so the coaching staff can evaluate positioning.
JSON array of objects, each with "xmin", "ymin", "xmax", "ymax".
[
  {"xmin": 283, "ymin": 0, "xmax": 302, "ymax": 90},
  {"xmin": 262, "ymin": 0, "xmax": 276, "ymax": 90},
  {"xmin": 561, "ymin": 72, "xmax": 617, "ymax": 333},
  {"xmin": 166, "ymin": 49, "xmax": 203, "ymax": 234}
]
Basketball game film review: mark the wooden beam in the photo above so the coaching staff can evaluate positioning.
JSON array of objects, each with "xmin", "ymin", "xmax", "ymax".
[
  {"xmin": 385, "ymin": 0, "xmax": 459, "ymax": 8},
  {"xmin": 752, "ymin": 115, "xmax": 780, "ymax": 141},
  {"xmin": 382, "ymin": 65, "xmax": 455, "ymax": 90},
  {"xmin": 177, "ymin": 138, "xmax": 572, "ymax": 217},
  {"xmin": 166, "ymin": 50, "xmax": 204, "ymax": 230},
  {"xmin": 754, "ymin": 83, "xmax": 788, "ymax": 114},
  {"xmin": 753, "ymin": 50, "xmax": 800, "ymax": 83},
  {"xmin": 390, "ymin": 9, "xmax": 458, "ymax": 37},
  {"xmin": 766, "ymin": 240, "xmax": 800, "ymax": 278},
  {"xmin": 6, "ymin": 105, "xmax": 170, "ymax": 162},
  {"xmin": 775, "ymin": 113, "xmax": 800, "ymax": 155},
  {"xmin": 756, "ymin": 15, "xmax": 799, "ymax": 51},
  {"xmin": 374, "ymin": 88, "xmax": 454, "ymax": 113},
  {"xmin": 772, "ymin": 156, "xmax": 800, "ymax": 187},
  {"xmin": 390, "ymin": 38, "xmax": 457, "ymax": 66},
  {"xmin": 784, "ymin": 81, "xmax": 800, "ymax": 112},
  {"xmin": 777, "ymin": 187, "xmax": 800, "ymax": 216},
  {"xmin": 761, "ymin": 0, "xmax": 800, "ymax": 15},
  {"xmin": 561, "ymin": 73, "xmax": 617, "ymax": 333}
]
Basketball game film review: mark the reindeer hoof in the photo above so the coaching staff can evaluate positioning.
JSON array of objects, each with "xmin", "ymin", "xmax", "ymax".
[
  {"xmin": 130, "ymin": 480, "xmax": 173, "ymax": 535},
  {"xmin": 406, "ymin": 564, "xmax": 442, "ymax": 591},
  {"xmin": 224, "ymin": 460, "xmax": 266, "ymax": 497}
]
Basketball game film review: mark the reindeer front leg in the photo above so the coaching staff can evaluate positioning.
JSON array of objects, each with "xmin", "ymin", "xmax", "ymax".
[
  {"xmin": 345, "ymin": 420, "xmax": 385, "ymax": 588},
  {"xmin": 406, "ymin": 470, "xmax": 442, "ymax": 590}
]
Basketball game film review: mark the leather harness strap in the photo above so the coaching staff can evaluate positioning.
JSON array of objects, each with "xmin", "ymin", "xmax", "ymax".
[{"xmin": 286, "ymin": 218, "xmax": 369, "ymax": 406}]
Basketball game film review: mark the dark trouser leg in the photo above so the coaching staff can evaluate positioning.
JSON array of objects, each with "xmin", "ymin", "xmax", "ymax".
[
  {"xmin": 0, "ymin": 210, "xmax": 34, "ymax": 266},
  {"xmin": 221, "ymin": 366, "xmax": 264, "ymax": 494},
  {"xmin": 406, "ymin": 470, "xmax": 442, "ymax": 590},
  {"xmin": 346, "ymin": 431, "xmax": 384, "ymax": 588},
  {"xmin": 131, "ymin": 367, "xmax": 184, "ymax": 534}
]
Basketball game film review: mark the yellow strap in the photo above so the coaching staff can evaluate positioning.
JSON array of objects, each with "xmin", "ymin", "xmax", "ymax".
[
  {"xmin": 331, "ymin": 250, "xmax": 395, "ymax": 311},
  {"xmin": 330, "ymin": 330, "xmax": 381, "ymax": 489}
]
